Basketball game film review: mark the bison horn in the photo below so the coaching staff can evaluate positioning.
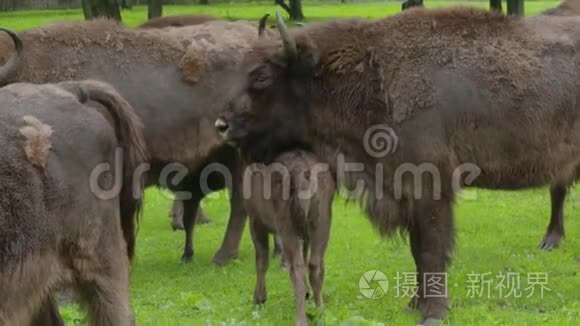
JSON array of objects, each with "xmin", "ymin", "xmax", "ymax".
[
  {"xmin": 275, "ymin": 10, "xmax": 298, "ymax": 58},
  {"xmin": 0, "ymin": 27, "xmax": 23, "ymax": 86},
  {"xmin": 258, "ymin": 13, "xmax": 270, "ymax": 37}
]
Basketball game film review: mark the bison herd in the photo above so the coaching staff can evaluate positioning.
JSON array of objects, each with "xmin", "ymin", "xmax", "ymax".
[{"xmin": 0, "ymin": 0, "xmax": 579, "ymax": 325}]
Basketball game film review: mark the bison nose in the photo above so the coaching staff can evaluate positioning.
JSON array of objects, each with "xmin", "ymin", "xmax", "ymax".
[{"xmin": 215, "ymin": 118, "xmax": 229, "ymax": 134}]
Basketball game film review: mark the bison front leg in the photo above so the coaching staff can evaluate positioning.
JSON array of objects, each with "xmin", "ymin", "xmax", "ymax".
[
  {"xmin": 213, "ymin": 167, "xmax": 248, "ymax": 265},
  {"xmin": 169, "ymin": 200, "xmax": 210, "ymax": 231},
  {"xmin": 181, "ymin": 195, "xmax": 202, "ymax": 263},
  {"xmin": 196, "ymin": 207, "xmax": 211, "ymax": 224},
  {"xmin": 540, "ymin": 183, "xmax": 566, "ymax": 250},
  {"xmin": 412, "ymin": 197, "xmax": 454, "ymax": 325}
]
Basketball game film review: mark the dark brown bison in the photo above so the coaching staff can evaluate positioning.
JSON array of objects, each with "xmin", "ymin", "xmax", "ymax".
[
  {"xmin": 242, "ymin": 150, "xmax": 335, "ymax": 326},
  {"xmin": 0, "ymin": 19, "xmax": 264, "ymax": 265},
  {"xmin": 536, "ymin": 0, "xmax": 580, "ymax": 250},
  {"xmin": 139, "ymin": 14, "xmax": 218, "ymax": 29},
  {"xmin": 0, "ymin": 80, "xmax": 147, "ymax": 325},
  {"xmin": 541, "ymin": 0, "xmax": 580, "ymax": 16},
  {"xmin": 217, "ymin": 8, "xmax": 580, "ymax": 324}
]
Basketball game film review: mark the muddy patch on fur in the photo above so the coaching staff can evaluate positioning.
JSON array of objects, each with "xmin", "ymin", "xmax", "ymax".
[{"xmin": 19, "ymin": 115, "xmax": 53, "ymax": 169}]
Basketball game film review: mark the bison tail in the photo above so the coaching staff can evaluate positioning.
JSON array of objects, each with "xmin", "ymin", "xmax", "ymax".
[
  {"xmin": 58, "ymin": 80, "xmax": 149, "ymax": 262},
  {"xmin": 0, "ymin": 27, "xmax": 23, "ymax": 86}
]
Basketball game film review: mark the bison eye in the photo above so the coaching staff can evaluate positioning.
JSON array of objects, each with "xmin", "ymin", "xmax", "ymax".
[{"xmin": 249, "ymin": 66, "xmax": 272, "ymax": 91}]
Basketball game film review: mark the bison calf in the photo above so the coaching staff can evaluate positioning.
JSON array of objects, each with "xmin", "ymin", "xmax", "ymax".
[
  {"xmin": 243, "ymin": 150, "xmax": 335, "ymax": 326},
  {"xmin": 0, "ymin": 80, "xmax": 147, "ymax": 325}
]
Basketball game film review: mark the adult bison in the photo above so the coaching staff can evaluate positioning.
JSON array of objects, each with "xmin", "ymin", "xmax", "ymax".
[
  {"xmin": 0, "ymin": 19, "xmax": 262, "ymax": 264},
  {"xmin": 0, "ymin": 80, "xmax": 147, "ymax": 325},
  {"xmin": 139, "ymin": 14, "xmax": 218, "ymax": 28},
  {"xmin": 140, "ymin": 14, "xmax": 224, "ymax": 226},
  {"xmin": 217, "ymin": 8, "xmax": 580, "ymax": 324}
]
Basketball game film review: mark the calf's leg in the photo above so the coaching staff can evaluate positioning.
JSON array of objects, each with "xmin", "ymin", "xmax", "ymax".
[
  {"xmin": 250, "ymin": 219, "xmax": 270, "ymax": 304},
  {"xmin": 540, "ymin": 183, "xmax": 566, "ymax": 250},
  {"xmin": 281, "ymin": 236, "xmax": 308, "ymax": 326},
  {"xmin": 308, "ymin": 220, "xmax": 331, "ymax": 308}
]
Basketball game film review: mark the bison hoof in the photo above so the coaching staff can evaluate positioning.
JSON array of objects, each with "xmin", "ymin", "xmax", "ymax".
[
  {"xmin": 419, "ymin": 318, "xmax": 441, "ymax": 326},
  {"xmin": 253, "ymin": 293, "xmax": 267, "ymax": 305},
  {"xmin": 196, "ymin": 214, "xmax": 211, "ymax": 225},
  {"xmin": 171, "ymin": 222, "xmax": 184, "ymax": 231},
  {"xmin": 539, "ymin": 231, "xmax": 563, "ymax": 250},
  {"xmin": 181, "ymin": 250, "xmax": 193, "ymax": 263},
  {"xmin": 181, "ymin": 255, "xmax": 192, "ymax": 263},
  {"xmin": 406, "ymin": 296, "xmax": 420, "ymax": 312},
  {"xmin": 212, "ymin": 250, "xmax": 238, "ymax": 266}
]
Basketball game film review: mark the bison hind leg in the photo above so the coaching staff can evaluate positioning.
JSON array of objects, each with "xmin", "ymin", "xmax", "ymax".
[
  {"xmin": 540, "ymin": 184, "xmax": 567, "ymax": 250},
  {"xmin": 77, "ymin": 266, "xmax": 132, "ymax": 326},
  {"xmin": 75, "ymin": 235, "xmax": 133, "ymax": 325}
]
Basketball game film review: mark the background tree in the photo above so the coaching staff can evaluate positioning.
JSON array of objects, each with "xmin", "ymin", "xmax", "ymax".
[
  {"xmin": 121, "ymin": 0, "xmax": 132, "ymax": 9},
  {"xmin": 200, "ymin": 0, "xmax": 209, "ymax": 5},
  {"xmin": 148, "ymin": 0, "xmax": 163, "ymax": 19},
  {"xmin": 507, "ymin": 0, "xmax": 524, "ymax": 15},
  {"xmin": 275, "ymin": 0, "xmax": 304, "ymax": 21},
  {"xmin": 82, "ymin": 0, "xmax": 122, "ymax": 21},
  {"xmin": 490, "ymin": 0, "xmax": 502, "ymax": 12}
]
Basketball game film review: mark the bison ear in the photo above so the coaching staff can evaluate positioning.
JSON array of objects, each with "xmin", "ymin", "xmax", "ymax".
[{"xmin": 295, "ymin": 34, "xmax": 319, "ymax": 70}]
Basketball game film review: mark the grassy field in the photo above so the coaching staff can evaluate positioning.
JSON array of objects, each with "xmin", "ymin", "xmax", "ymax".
[
  {"xmin": 0, "ymin": 1, "xmax": 563, "ymax": 29},
  {"xmin": 2, "ymin": 1, "xmax": 580, "ymax": 325}
]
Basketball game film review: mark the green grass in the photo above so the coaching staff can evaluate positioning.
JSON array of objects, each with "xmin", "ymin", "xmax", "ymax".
[
  {"xmin": 2, "ymin": 1, "xmax": 580, "ymax": 325},
  {"xmin": 0, "ymin": 1, "xmax": 562, "ymax": 30}
]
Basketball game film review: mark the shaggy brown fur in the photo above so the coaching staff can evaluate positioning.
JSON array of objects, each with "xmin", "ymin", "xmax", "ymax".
[
  {"xmin": 19, "ymin": 115, "xmax": 54, "ymax": 169},
  {"xmin": 0, "ymin": 18, "xmax": 263, "ymax": 265},
  {"xmin": 0, "ymin": 80, "xmax": 147, "ymax": 325},
  {"xmin": 218, "ymin": 7, "xmax": 580, "ymax": 323},
  {"xmin": 541, "ymin": 0, "xmax": 580, "ymax": 16},
  {"xmin": 243, "ymin": 150, "xmax": 335, "ymax": 326},
  {"xmin": 138, "ymin": 14, "xmax": 218, "ymax": 29}
]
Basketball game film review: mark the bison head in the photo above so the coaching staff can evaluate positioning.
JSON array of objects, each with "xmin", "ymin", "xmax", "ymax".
[{"xmin": 216, "ymin": 11, "xmax": 319, "ymax": 164}]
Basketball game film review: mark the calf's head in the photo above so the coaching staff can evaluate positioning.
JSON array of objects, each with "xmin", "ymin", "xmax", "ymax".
[{"xmin": 216, "ymin": 12, "xmax": 319, "ymax": 163}]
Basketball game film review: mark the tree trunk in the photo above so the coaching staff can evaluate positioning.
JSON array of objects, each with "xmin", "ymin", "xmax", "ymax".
[
  {"xmin": 82, "ymin": 0, "xmax": 122, "ymax": 21},
  {"xmin": 200, "ymin": 0, "xmax": 209, "ymax": 4},
  {"xmin": 148, "ymin": 0, "xmax": 163, "ymax": 19},
  {"xmin": 290, "ymin": 0, "xmax": 304, "ymax": 21},
  {"xmin": 275, "ymin": 0, "xmax": 304, "ymax": 21},
  {"xmin": 275, "ymin": 0, "xmax": 293, "ymax": 18},
  {"xmin": 490, "ymin": 0, "xmax": 502, "ymax": 12},
  {"xmin": 507, "ymin": 0, "xmax": 524, "ymax": 16},
  {"xmin": 121, "ymin": 0, "xmax": 132, "ymax": 9}
]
